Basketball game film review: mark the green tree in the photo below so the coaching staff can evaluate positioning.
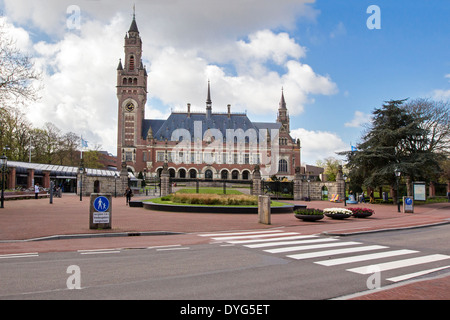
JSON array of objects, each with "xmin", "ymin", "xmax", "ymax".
[
  {"xmin": 341, "ymin": 99, "xmax": 443, "ymax": 202},
  {"xmin": 315, "ymin": 157, "xmax": 342, "ymax": 181}
]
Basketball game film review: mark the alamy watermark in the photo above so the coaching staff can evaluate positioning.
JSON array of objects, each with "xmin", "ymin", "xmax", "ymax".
[
  {"xmin": 66, "ymin": 265, "xmax": 81, "ymax": 290},
  {"xmin": 66, "ymin": 5, "xmax": 81, "ymax": 30},
  {"xmin": 367, "ymin": 5, "xmax": 381, "ymax": 30},
  {"xmin": 167, "ymin": 121, "xmax": 281, "ymax": 176},
  {"xmin": 366, "ymin": 265, "xmax": 381, "ymax": 290}
]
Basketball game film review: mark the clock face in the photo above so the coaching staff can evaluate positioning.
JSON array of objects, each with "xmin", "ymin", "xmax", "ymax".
[{"xmin": 125, "ymin": 102, "xmax": 135, "ymax": 112}]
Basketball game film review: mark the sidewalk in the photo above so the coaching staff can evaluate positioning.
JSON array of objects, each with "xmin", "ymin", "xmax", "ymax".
[{"xmin": 0, "ymin": 194, "xmax": 449, "ymax": 299}]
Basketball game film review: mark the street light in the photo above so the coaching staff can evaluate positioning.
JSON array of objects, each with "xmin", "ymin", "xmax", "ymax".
[
  {"xmin": 307, "ymin": 179, "xmax": 310, "ymax": 201},
  {"xmin": 0, "ymin": 154, "xmax": 7, "ymax": 209},
  {"xmin": 79, "ymin": 164, "xmax": 84, "ymax": 201},
  {"xmin": 343, "ymin": 174, "xmax": 347, "ymax": 206},
  {"xmin": 395, "ymin": 168, "xmax": 401, "ymax": 212},
  {"xmin": 114, "ymin": 172, "xmax": 118, "ymax": 198}
]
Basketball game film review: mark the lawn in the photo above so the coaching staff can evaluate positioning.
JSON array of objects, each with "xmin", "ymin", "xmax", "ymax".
[
  {"xmin": 176, "ymin": 187, "xmax": 243, "ymax": 195},
  {"xmin": 146, "ymin": 195, "xmax": 288, "ymax": 207}
]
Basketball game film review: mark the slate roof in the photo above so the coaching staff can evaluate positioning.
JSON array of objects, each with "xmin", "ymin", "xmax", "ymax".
[{"xmin": 142, "ymin": 112, "xmax": 282, "ymax": 142}]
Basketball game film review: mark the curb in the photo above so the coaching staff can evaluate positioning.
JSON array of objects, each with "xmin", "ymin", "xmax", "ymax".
[
  {"xmin": 0, "ymin": 231, "xmax": 184, "ymax": 243},
  {"xmin": 321, "ymin": 219, "xmax": 450, "ymax": 237}
]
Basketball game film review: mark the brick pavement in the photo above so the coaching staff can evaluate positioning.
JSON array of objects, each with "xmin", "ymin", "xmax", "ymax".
[{"xmin": 0, "ymin": 194, "xmax": 449, "ymax": 299}]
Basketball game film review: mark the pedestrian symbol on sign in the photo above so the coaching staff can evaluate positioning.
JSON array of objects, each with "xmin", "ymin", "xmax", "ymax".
[{"xmin": 94, "ymin": 196, "xmax": 109, "ymax": 212}]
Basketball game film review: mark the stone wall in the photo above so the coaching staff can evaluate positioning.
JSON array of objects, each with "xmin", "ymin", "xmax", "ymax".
[
  {"xmin": 77, "ymin": 166, "xmax": 128, "ymax": 197},
  {"xmin": 293, "ymin": 166, "xmax": 345, "ymax": 201}
]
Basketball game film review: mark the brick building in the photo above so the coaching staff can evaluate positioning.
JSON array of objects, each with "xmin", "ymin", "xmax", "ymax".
[{"xmin": 117, "ymin": 14, "xmax": 301, "ymax": 180}]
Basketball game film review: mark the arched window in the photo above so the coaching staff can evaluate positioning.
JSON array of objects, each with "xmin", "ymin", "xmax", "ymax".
[
  {"xmin": 129, "ymin": 55, "xmax": 135, "ymax": 71},
  {"xmin": 178, "ymin": 169, "xmax": 186, "ymax": 179},
  {"xmin": 221, "ymin": 170, "xmax": 228, "ymax": 180},
  {"xmin": 205, "ymin": 169, "xmax": 213, "ymax": 180},
  {"xmin": 278, "ymin": 159, "xmax": 288, "ymax": 173},
  {"xmin": 232, "ymin": 170, "xmax": 239, "ymax": 180},
  {"xmin": 242, "ymin": 170, "xmax": 250, "ymax": 180},
  {"xmin": 189, "ymin": 169, "xmax": 197, "ymax": 179}
]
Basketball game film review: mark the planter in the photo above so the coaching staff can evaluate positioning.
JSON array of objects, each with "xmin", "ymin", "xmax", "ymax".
[
  {"xmin": 324, "ymin": 213, "xmax": 352, "ymax": 220},
  {"xmin": 295, "ymin": 214, "xmax": 324, "ymax": 222},
  {"xmin": 349, "ymin": 208, "xmax": 375, "ymax": 218},
  {"xmin": 352, "ymin": 211, "xmax": 373, "ymax": 218}
]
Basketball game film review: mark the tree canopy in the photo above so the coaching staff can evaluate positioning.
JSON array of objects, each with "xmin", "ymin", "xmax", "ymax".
[{"xmin": 340, "ymin": 99, "xmax": 448, "ymax": 191}]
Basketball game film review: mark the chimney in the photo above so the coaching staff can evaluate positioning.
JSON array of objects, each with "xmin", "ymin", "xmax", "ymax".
[
  {"xmin": 227, "ymin": 104, "xmax": 231, "ymax": 118},
  {"xmin": 187, "ymin": 103, "xmax": 191, "ymax": 118}
]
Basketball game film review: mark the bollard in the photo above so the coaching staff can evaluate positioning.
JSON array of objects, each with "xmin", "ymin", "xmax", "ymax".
[
  {"xmin": 258, "ymin": 195, "xmax": 271, "ymax": 225},
  {"xmin": 90, "ymin": 193, "xmax": 112, "ymax": 229}
]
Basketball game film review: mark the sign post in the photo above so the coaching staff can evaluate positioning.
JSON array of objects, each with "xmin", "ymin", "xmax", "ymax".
[
  {"xmin": 402, "ymin": 196, "xmax": 414, "ymax": 213},
  {"xmin": 90, "ymin": 193, "xmax": 112, "ymax": 229}
]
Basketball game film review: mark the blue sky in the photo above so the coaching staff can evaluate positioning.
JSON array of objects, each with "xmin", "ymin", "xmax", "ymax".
[
  {"xmin": 292, "ymin": 0, "xmax": 450, "ymax": 148},
  {"xmin": 1, "ymin": 0, "xmax": 449, "ymax": 165}
]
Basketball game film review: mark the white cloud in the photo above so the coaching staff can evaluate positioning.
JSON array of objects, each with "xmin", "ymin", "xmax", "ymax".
[
  {"xmin": 2, "ymin": 1, "xmax": 340, "ymax": 156},
  {"xmin": 344, "ymin": 111, "xmax": 372, "ymax": 128},
  {"xmin": 433, "ymin": 89, "xmax": 450, "ymax": 100},
  {"xmin": 431, "ymin": 74, "xmax": 450, "ymax": 101},
  {"xmin": 330, "ymin": 21, "xmax": 346, "ymax": 39},
  {"xmin": 290, "ymin": 128, "xmax": 347, "ymax": 165}
]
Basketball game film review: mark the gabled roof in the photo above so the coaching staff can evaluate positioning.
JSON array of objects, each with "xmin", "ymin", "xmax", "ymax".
[{"xmin": 143, "ymin": 112, "xmax": 280, "ymax": 142}]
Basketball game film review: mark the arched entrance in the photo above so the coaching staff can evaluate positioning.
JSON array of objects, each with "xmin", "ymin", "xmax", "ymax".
[
  {"xmin": 189, "ymin": 169, "xmax": 197, "ymax": 179},
  {"xmin": 205, "ymin": 169, "xmax": 213, "ymax": 180},
  {"xmin": 221, "ymin": 170, "xmax": 228, "ymax": 180}
]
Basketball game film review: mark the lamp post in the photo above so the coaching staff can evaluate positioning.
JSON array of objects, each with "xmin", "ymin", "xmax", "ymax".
[
  {"xmin": 114, "ymin": 173, "xmax": 118, "ymax": 198},
  {"xmin": 79, "ymin": 164, "xmax": 84, "ymax": 201},
  {"xmin": 307, "ymin": 179, "xmax": 310, "ymax": 201},
  {"xmin": 343, "ymin": 174, "xmax": 347, "ymax": 206},
  {"xmin": 0, "ymin": 154, "xmax": 7, "ymax": 209},
  {"xmin": 395, "ymin": 168, "xmax": 401, "ymax": 212}
]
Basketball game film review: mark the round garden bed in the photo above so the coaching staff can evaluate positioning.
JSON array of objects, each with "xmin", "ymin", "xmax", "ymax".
[{"xmin": 142, "ymin": 201, "xmax": 294, "ymax": 214}]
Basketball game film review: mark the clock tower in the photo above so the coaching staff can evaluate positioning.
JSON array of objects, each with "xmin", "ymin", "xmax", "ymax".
[{"xmin": 116, "ymin": 13, "xmax": 148, "ymax": 171}]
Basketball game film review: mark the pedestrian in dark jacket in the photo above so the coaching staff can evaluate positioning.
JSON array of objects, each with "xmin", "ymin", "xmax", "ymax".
[{"xmin": 125, "ymin": 187, "xmax": 133, "ymax": 205}]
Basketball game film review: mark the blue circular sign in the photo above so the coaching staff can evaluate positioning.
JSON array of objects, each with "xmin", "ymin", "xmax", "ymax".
[
  {"xmin": 94, "ymin": 196, "xmax": 109, "ymax": 212},
  {"xmin": 405, "ymin": 198, "xmax": 413, "ymax": 205}
]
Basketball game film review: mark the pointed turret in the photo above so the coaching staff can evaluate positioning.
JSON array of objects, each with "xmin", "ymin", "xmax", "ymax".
[
  {"xmin": 129, "ymin": 5, "xmax": 139, "ymax": 34},
  {"xmin": 277, "ymin": 88, "xmax": 290, "ymax": 133},
  {"xmin": 206, "ymin": 80, "xmax": 212, "ymax": 119},
  {"xmin": 279, "ymin": 87, "xmax": 287, "ymax": 110},
  {"xmin": 129, "ymin": 16, "xmax": 139, "ymax": 34}
]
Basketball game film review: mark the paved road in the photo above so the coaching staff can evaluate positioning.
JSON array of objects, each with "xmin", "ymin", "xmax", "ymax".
[{"xmin": 1, "ymin": 224, "xmax": 448, "ymax": 301}]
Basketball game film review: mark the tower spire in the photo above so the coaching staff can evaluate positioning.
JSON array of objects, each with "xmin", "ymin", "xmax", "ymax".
[
  {"xmin": 206, "ymin": 80, "xmax": 212, "ymax": 105},
  {"xmin": 206, "ymin": 80, "xmax": 212, "ymax": 119},
  {"xmin": 129, "ymin": 5, "xmax": 139, "ymax": 34},
  {"xmin": 279, "ymin": 87, "xmax": 287, "ymax": 109}
]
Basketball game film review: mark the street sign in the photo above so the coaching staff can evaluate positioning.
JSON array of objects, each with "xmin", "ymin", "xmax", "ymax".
[
  {"xmin": 403, "ymin": 196, "xmax": 414, "ymax": 213},
  {"xmin": 90, "ymin": 193, "xmax": 112, "ymax": 229}
]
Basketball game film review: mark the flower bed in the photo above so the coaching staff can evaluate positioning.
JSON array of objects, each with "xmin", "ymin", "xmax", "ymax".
[
  {"xmin": 323, "ymin": 207, "xmax": 353, "ymax": 219},
  {"xmin": 294, "ymin": 208, "xmax": 324, "ymax": 222},
  {"xmin": 166, "ymin": 193, "xmax": 259, "ymax": 206},
  {"xmin": 348, "ymin": 207, "xmax": 374, "ymax": 218}
]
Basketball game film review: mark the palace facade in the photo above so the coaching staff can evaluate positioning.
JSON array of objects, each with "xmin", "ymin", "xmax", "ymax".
[{"xmin": 116, "ymin": 15, "xmax": 301, "ymax": 180}]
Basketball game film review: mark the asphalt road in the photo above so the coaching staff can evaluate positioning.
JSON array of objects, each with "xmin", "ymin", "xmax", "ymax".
[{"xmin": 1, "ymin": 224, "xmax": 449, "ymax": 304}]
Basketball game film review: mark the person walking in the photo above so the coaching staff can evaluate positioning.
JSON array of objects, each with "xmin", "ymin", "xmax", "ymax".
[
  {"xmin": 360, "ymin": 191, "xmax": 365, "ymax": 203},
  {"xmin": 125, "ymin": 187, "xmax": 133, "ymax": 205},
  {"xmin": 34, "ymin": 183, "xmax": 40, "ymax": 199}
]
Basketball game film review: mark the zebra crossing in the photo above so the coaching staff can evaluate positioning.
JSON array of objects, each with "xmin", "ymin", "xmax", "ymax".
[{"xmin": 200, "ymin": 229, "xmax": 450, "ymax": 283}]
